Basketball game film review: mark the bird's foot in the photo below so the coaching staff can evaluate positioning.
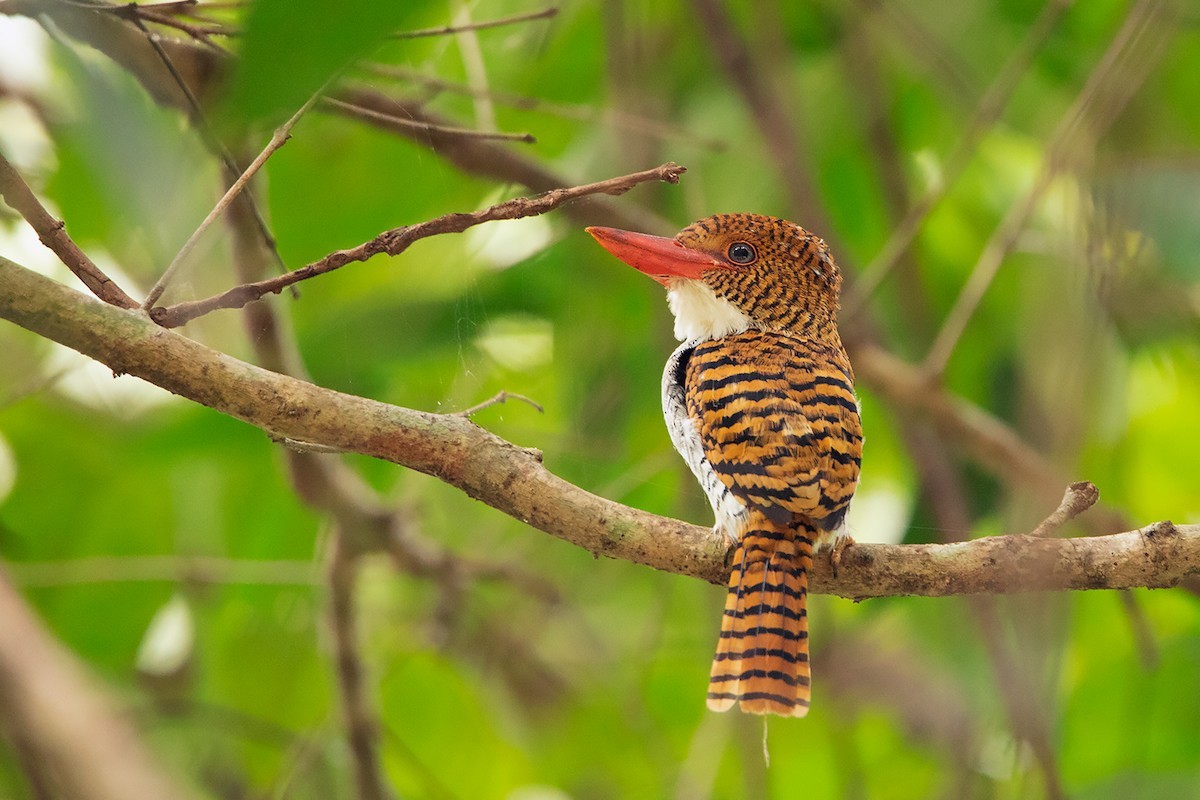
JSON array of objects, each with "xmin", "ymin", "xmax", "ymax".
[
  {"xmin": 714, "ymin": 524, "xmax": 739, "ymax": 566},
  {"xmin": 829, "ymin": 535, "xmax": 856, "ymax": 579}
]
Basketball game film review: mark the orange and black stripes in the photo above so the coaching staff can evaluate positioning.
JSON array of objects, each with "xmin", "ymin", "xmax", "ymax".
[
  {"xmin": 589, "ymin": 212, "xmax": 862, "ymax": 718},
  {"xmin": 685, "ymin": 331, "xmax": 861, "ymax": 531},
  {"xmin": 708, "ymin": 515, "xmax": 815, "ymax": 716},
  {"xmin": 684, "ymin": 318, "xmax": 860, "ymax": 717}
]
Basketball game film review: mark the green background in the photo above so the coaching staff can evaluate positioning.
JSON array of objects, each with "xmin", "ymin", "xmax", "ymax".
[{"xmin": 1, "ymin": 0, "xmax": 1199, "ymax": 797}]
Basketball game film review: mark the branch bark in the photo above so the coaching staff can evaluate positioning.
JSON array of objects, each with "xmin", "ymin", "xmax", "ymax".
[{"xmin": 2, "ymin": 254, "xmax": 1197, "ymax": 599}]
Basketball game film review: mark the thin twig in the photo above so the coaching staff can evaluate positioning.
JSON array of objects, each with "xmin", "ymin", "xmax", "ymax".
[
  {"xmin": 843, "ymin": 0, "xmax": 1073, "ymax": 318},
  {"xmin": 143, "ymin": 89, "xmax": 322, "ymax": 310},
  {"xmin": 323, "ymin": 96, "xmax": 536, "ymax": 143},
  {"xmin": 1029, "ymin": 481, "xmax": 1101, "ymax": 537},
  {"xmin": 362, "ymin": 64, "xmax": 726, "ymax": 150},
  {"xmin": 94, "ymin": 2, "xmax": 236, "ymax": 47},
  {"xmin": 49, "ymin": 2, "xmax": 676, "ymax": 237},
  {"xmin": 135, "ymin": 8, "xmax": 237, "ymax": 43},
  {"xmin": 921, "ymin": 0, "xmax": 1170, "ymax": 378},
  {"xmin": 0, "ymin": 151, "xmax": 139, "ymax": 308},
  {"xmin": 391, "ymin": 6, "xmax": 558, "ymax": 39},
  {"xmin": 148, "ymin": 161, "xmax": 686, "ymax": 327},
  {"xmin": 123, "ymin": 8, "xmax": 288, "ymax": 277},
  {"xmin": 454, "ymin": 391, "xmax": 545, "ymax": 418},
  {"xmin": 121, "ymin": 0, "xmax": 201, "ymax": 12}
]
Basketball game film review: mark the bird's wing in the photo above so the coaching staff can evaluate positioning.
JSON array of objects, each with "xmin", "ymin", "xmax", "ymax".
[{"xmin": 685, "ymin": 331, "xmax": 862, "ymax": 526}]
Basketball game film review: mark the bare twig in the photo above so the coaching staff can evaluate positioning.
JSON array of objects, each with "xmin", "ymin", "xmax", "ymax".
[
  {"xmin": 143, "ymin": 89, "xmax": 323, "ymax": 310},
  {"xmin": 363, "ymin": 64, "xmax": 726, "ymax": 150},
  {"xmin": 7, "ymin": 3, "xmax": 675, "ymax": 237},
  {"xmin": 391, "ymin": 6, "xmax": 558, "ymax": 39},
  {"xmin": 118, "ymin": 4, "xmax": 288, "ymax": 277},
  {"xmin": 99, "ymin": 3, "xmax": 236, "ymax": 47},
  {"xmin": 454, "ymin": 391, "xmax": 545, "ymax": 418},
  {"xmin": 1029, "ymin": 481, "xmax": 1101, "ymax": 537},
  {"xmin": 0, "ymin": 151, "xmax": 138, "ymax": 308},
  {"xmin": 921, "ymin": 0, "xmax": 1171, "ymax": 377},
  {"xmin": 148, "ymin": 162, "xmax": 686, "ymax": 327},
  {"xmin": 133, "ymin": 8, "xmax": 236, "ymax": 43},
  {"xmin": 5, "ymin": 256, "xmax": 1200, "ymax": 598},
  {"xmin": 323, "ymin": 96, "xmax": 536, "ymax": 143},
  {"xmin": 114, "ymin": 0, "xmax": 204, "ymax": 13},
  {"xmin": 327, "ymin": 87, "xmax": 676, "ymax": 232}
]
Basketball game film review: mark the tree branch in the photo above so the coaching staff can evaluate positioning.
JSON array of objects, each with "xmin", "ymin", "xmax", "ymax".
[
  {"xmin": 2, "ymin": 254, "xmax": 1198, "ymax": 598},
  {"xmin": 1030, "ymin": 481, "xmax": 1102, "ymax": 537},
  {"xmin": 390, "ymin": 6, "xmax": 558, "ymax": 39},
  {"xmin": 143, "ymin": 87, "xmax": 323, "ymax": 310},
  {"xmin": 147, "ymin": 162, "xmax": 686, "ymax": 327},
  {"xmin": 0, "ymin": 150, "xmax": 138, "ymax": 309}
]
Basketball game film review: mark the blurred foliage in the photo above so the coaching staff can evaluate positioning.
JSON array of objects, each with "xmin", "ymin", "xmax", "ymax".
[{"xmin": 1, "ymin": 0, "xmax": 1200, "ymax": 798}]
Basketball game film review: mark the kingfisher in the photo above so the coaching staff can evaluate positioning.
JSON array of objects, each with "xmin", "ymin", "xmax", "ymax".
[{"xmin": 588, "ymin": 213, "xmax": 862, "ymax": 717}]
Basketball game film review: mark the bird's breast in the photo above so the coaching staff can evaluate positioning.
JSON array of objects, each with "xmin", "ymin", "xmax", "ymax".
[{"xmin": 680, "ymin": 331, "xmax": 862, "ymax": 533}]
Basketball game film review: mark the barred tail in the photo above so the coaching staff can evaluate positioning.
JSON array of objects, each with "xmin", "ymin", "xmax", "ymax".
[{"xmin": 707, "ymin": 513, "xmax": 813, "ymax": 717}]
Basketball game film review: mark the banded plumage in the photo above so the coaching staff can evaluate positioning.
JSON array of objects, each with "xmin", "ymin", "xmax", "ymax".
[{"xmin": 588, "ymin": 213, "xmax": 862, "ymax": 717}]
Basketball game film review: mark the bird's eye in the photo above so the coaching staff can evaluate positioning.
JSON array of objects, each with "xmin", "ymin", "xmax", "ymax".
[{"xmin": 727, "ymin": 241, "xmax": 757, "ymax": 265}]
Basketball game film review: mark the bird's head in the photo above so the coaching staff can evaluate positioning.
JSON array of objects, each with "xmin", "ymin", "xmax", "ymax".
[{"xmin": 587, "ymin": 213, "xmax": 843, "ymax": 343}]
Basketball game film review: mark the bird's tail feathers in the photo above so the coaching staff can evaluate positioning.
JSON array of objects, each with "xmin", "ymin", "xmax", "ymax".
[{"xmin": 707, "ymin": 511, "xmax": 813, "ymax": 717}]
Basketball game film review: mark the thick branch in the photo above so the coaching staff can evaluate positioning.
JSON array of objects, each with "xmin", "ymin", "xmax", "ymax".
[{"xmin": 2, "ymin": 255, "xmax": 1198, "ymax": 598}]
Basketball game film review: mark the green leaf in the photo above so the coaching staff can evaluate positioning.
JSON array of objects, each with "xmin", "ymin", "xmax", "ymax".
[{"xmin": 225, "ymin": 0, "xmax": 419, "ymax": 126}]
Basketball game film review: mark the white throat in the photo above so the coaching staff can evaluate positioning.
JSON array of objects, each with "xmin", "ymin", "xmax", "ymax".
[{"xmin": 666, "ymin": 280, "xmax": 753, "ymax": 342}]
